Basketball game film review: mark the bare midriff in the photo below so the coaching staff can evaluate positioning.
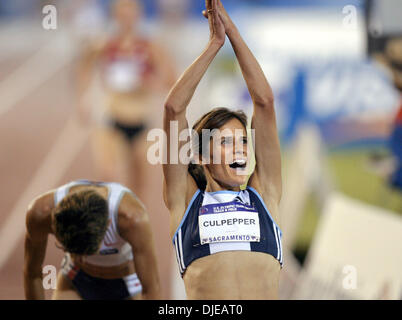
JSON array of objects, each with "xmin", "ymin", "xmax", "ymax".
[
  {"xmin": 105, "ymin": 89, "xmax": 153, "ymax": 126},
  {"xmin": 72, "ymin": 257, "xmax": 136, "ymax": 280},
  {"xmin": 183, "ymin": 251, "xmax": 280, "ymax": 300}
]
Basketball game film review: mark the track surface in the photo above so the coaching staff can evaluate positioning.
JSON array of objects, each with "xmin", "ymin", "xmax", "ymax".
[{"xmin": 0, "ymin": 26, "xmax": 173, "ymax": 300}]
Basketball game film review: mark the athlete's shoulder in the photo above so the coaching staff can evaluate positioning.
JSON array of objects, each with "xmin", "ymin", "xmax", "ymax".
[
  {"xmin": 118, "ymin": 189, "xmax": 147, "ymax": 221},
  {"xmin": 117, "ymin": 193, "xmax": 150, "ymax": 244},
  {"xmin": 248, "ymin": 171, "xmax": 281, "ymax": 205},
  {"xmin": 136, "ymin": 36, "xmax": 153, "ymax": 46},
  {"xmin": 28, "ymin": 190, "xmax": 55, "ymax": 216},
  {"xmin": 246, "ymin": 179, "xmax": 281, "ymax": 226},
  {"xmin": 26, "ymin": 190, "xmax": 55, "ymax": 235}
]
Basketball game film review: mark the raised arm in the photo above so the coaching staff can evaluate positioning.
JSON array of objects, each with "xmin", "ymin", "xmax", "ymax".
[
  {"xmin": 24, "ymin": 193, "xmax": 53, "ymax": 300},
  {"xmin": 163, "ymin": 0, "xmax": 225, "ymax": 210},
  {"xmin": 118, "ymin": 193, "xmax": 160, "ymax": 300},
  {"xmin": 217, "ymin": 0, "xmax": 282, "ymax": 204}
]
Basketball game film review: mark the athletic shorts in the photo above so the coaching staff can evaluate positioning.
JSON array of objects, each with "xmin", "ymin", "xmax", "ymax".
[
  {"xmin": 109, "ymin": 120, "xmax": 147, "ymax": 143},
  {"xmin": 60, "ymin": 254, "xmax": 142, "ymax": 300}
]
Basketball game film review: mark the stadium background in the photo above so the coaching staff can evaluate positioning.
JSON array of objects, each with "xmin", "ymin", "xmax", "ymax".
[{"xmin": 0, "ymin": 0, "xmax": 401, "ymax": 299}]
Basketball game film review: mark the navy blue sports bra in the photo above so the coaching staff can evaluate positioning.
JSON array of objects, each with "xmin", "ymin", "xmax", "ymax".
[{"xmin": 172, "ymin": 186, "xmax": 283, "ymax": 276}]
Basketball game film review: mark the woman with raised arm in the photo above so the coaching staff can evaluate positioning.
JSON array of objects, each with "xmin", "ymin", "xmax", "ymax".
[{"xmin": 163, "ymin": 0, "xmax": 283, "ymax": 299}]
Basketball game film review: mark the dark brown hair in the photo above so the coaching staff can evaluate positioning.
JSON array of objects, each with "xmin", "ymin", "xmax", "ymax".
[
  {"xmin": 189, "ymin": 107, "xmax": 248, "ymax": 190},
  {"xmin": 53, "ymin": 190, "xmax": 109, "ymax": 255}
]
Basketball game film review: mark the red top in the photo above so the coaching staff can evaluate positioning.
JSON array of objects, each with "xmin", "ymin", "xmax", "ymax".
[{"xmin": 102, "ymin": 37, "xmax": 154, "ymax": 78}]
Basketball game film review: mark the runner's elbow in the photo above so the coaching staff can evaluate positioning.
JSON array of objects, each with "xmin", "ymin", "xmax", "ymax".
[
  {"xmin": 254, "ymin": 95, "xmax": 274, "ymax": 109},
  {"xmin": 164, "ymin": 102, "xmax": 185, "ymax": 116}
]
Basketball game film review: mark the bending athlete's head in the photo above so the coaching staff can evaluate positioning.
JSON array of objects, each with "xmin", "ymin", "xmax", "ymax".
[
  {"xmin": 52, "ymin": 190, "xmax": 109, "ymax": 256},
  {"xmin": 189, "ymin": 107, "xmax": 251, "ymax": 191},
  {"xmin": 112, "ymin": 0, "xmax": 143, "ymax": 33}
]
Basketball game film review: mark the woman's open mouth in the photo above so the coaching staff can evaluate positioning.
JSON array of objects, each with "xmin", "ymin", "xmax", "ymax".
[{"xmin": 229, "ymin": 159, "xmax": 247, "ymax": 169}]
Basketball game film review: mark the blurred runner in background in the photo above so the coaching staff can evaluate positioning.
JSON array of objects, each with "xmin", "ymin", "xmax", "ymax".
[{"xmin": 77, "ymin": 0, "xmax": 176, "ymax": 201}]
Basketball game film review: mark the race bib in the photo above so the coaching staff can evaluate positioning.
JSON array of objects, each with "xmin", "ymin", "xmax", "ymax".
[
  {"xmin": 105, "ymin": 60, "xmax": 141, "ymax": 92},
  {"xmin": 198, "ymin": 201, "xmax": 260, "ymax": 245}
]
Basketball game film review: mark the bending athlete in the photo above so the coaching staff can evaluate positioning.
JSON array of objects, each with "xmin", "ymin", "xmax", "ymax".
[
  {"xmin": 24, "ymin": 180, "xmax": 160, "ymax": 300},
  {"xmin": 163, "ymin": 0, "xmax": 283, "ymax": 299}
]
